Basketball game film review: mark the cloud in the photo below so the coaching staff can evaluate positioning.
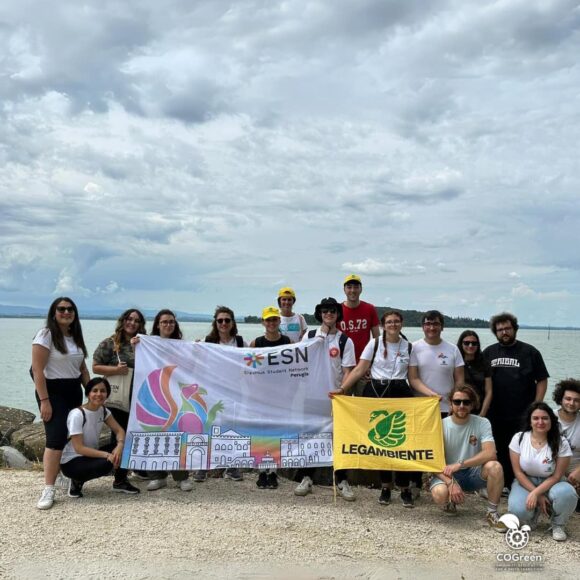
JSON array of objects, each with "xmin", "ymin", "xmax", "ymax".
[
  {"xmin": 342, "ymin": 258, "xmax": 426, "ymax": 277},
  {"xmin": 511, "ymin": 283, "xmax": 570, "ymax": 301}
]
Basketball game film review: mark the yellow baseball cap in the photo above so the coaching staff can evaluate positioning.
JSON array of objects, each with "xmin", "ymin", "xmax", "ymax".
[
  {"xmin": 343, "ymin": 274, "xmax": 362, "ymax": 285},
  {"xmin": 262, "ymin": 306, "xmax": 281, "ymax": 320},
  {"xmin": 277, "ymin": 287, "xmax": 296, "ymax": 299}
]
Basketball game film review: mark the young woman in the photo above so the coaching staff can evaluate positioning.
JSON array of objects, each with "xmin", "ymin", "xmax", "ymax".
[
  {"xmin": 145, "ymin": 309, "xmax": 194, "ymax": 492},
  {"xmin": 296, "ymin": 298, "xmax": 356, "ymax": 501},
  {"xmin": 508, "ymin": 402, "xmax": 578, "ymax": 541},
  {"xmin": 32, "ymin": 297, "xmax": 90, "ymax": 510},
  {"xmin": 456, "ymin": 330, "xmax": 492, "ymax": 416},
  {"xmin": 338, "ymin": 310, "xmax": 426, "ymax": 507},
  {"xmin": 250, "ymin": 306, "xmax": 291, "ymax": 490},
  {"xmin": 190, "ymin": 306, "xmax": 247, "ymax": 483},
  {"xmin": 92, "ymin": 308, "xmax": 147, "ymax": 494},
  {"xmin": 277, "ymin": 287, "xmax": 308, "ymax": 343},
  {"xmin": 60, "ymin": 377, "xmax": 127, "ymax": 498}
]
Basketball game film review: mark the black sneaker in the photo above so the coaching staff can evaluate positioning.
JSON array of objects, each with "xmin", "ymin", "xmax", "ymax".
[
  {"xmin": 378, "ymin": 488, "xmax": 391, "ymax": 505},
  {"xmin": 68, "ymin": 479, "xmax": 84, "ymax": 498},
  {"xmin": 267, "ymin": 472, "xmax": 278, "ymax": 489},
  {"xmin": 401, "ymin": 489, "xmax": 414, "ymax": 508},
  {"xmin": 113, "ymin": 480, "xmax": 141, "ymax": 494},
  {"xmin": 256, "ymin": 472, "xmax": 268, "ymax": 489}
]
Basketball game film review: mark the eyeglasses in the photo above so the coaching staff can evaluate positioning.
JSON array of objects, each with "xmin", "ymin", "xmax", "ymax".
[
  {"xmin": 125, "ymin": 317, "xmax": 141, "ymax": 324},
  {"xmin": 216, "ymin": 318, "xmax": 232, "ymax": 324},
  {"xmin": 423, "ymin": 321, "xmax": 441, "ymax": 327},
  {"xmin": 462, "ymin": 341, "xmax": 478, "ymax": 347},
  {"xmin": 159, "ymin": 320, "xmax": 176, "ymax": 326},
  {"xmin": 321, "ymin": 309, "xmax": 337, "ymax": 315},
  {"xmin": 496, "ymin": 326, "xmax": 513, "ymax": 334},
  {"xmin": 56, "ymin": 306, "xmax": 75, "ymax": 313},
  {"xmin": 384, "ymin": 320, "xmax": 402, "ymax": 325},
  {"xmin": 451, "ymin": 399, "xmax": 473, "ymax": 407}
]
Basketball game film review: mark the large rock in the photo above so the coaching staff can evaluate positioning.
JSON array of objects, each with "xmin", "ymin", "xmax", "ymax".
[
  {"xmin": 0, "ymin": 446, "xmax": 33, "ymax": 468},
  {"xmin": 0, "ymin": 405, "xmax": 36, "ymax": 443},
  {"xmin": 11, "ymin": 423, "xmax": 113, "ymax": 462}
]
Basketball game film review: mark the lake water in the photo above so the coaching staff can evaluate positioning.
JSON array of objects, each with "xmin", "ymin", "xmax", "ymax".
[{"xmin": 1, "ymin": 318, "xmax": 579, "ymax": 418}]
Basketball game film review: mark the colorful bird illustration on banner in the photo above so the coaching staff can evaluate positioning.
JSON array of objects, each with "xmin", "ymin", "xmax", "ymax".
[{"xmin": 135, "ymin": 365, "xmax": 224, "ymax": 432}]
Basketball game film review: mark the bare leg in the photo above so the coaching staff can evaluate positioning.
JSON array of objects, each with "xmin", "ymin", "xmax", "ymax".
[
  {"xmin": 482, "ymin": 460, "xmax": 504, "ymax": 505},
  {"xmin": 43, "ymin": 448, "xmax": 63, "ymax": 485}
]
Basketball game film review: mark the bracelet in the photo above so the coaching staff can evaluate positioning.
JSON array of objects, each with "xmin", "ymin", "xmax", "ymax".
[{"xmin": 39, "ymin": 397, "xmax": 49, "ymax": 402}]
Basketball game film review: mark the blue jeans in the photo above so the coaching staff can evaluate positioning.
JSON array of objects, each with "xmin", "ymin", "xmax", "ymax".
[
  {"xmin": 508, "ymin": 477, "xmax": 578, "ymax": 526},
  {"xmin": 430, "ymin": 466, "xmax": 487, "ymax": 492}
]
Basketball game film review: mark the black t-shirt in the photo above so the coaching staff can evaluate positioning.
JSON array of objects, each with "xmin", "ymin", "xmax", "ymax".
[
  {"xmin": 483, "ymin": 341, "xmax": 549, "ymax": 419},
  {"xmin": 464, "ymin": 358, "xmax": 490, "ymax": 408},
  {"xmin": 254, "ymin": 335, "xmax": 292, "ymax": 348}
]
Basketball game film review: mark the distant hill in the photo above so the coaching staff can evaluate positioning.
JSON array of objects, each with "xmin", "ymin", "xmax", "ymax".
[
  {"xmin": 0, "ymin": 304, "xmax": 212, "ymax": 322},
  {"xmin": 245, "ymin": 307, "xmax": 489, "ymax": 328}
]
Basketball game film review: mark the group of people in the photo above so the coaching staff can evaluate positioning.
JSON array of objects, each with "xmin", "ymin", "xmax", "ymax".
[{"xmin": 31, "ymin": 275, "xmax": 579, "ymax": 542}]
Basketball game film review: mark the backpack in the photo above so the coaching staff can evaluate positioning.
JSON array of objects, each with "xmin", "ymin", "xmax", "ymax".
[
  {"xmin": 308, "ymin": 329, "xmax": 348, "ymax": 359},
  {"xmin": 77, "ymin": 406, "xmax": 107, "ymax": 427},
  {"xmin": 235, "ymin": 335, "xmax": 244, "ymax": 348},
  {"xmin": 369, "ymin": 336, "xmax": 413, "ymax": 366}
]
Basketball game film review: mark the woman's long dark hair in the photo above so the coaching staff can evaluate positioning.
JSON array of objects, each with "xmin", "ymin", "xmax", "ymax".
[
  {"xmin": 152, "ymin": 309, "xmax": 183, "ymax": 339},
  {"xmin": 457, "ymin": 330, "xmax": 484, "ymax": 367},
  {"xmin": 113, "ymin": 309, "xmax": 147, "ymax": 352},
  {"xmin": 205, "ymin": 306, "xmax": 238, "ymax": 343},
  {"xmin": 45, "ymin": 297, "xmax": 87, "ymax": 356},
  {"xmin": 380, "ymin": 310, "xmax": 408, "ymax": 358},
  {"xmin": 521, "ymin": 402, "xmax": 561, "ymax": 461}
]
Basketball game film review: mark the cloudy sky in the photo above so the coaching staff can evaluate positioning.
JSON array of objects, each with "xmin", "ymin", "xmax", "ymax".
[{"xmin": 1, "ymin": 0, "xmax": 579, "ymax": 326}]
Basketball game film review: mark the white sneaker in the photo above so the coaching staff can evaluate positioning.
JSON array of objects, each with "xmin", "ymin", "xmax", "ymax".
[
  {"xmin": 294, "ymin": 476, "xmax": 313, "ymax": 496},
  {"xmin": 552, "ymin": 525, "xmax": 567, "ymax": 542},
  {"xmin": 179, "ymin": 479, "xmax": 194, "ymax": 492},
  {"xmin": 337, "ymin": 480, "xmax": 355, "ymax": 502},
  {"xmin": 37, "ymin": 486, "xmax": 56, "ymax": 510},
  {"xmin": 147, "ymin": 479, "xmax": 168, "ymax": 491}
]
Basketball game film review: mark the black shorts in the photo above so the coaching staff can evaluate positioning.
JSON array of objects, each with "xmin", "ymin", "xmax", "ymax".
[{"xmin": 36, "ymin": 377, "xmax": 83, "ymax": 450}]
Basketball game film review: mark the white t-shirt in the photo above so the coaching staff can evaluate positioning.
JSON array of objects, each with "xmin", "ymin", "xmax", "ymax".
[
  {"xmin": 303, "ymin": 328, "xmax": 355, "ymax": 389},
  {"xmin": 558, "ymin": 411, "xmax": 580, "ymax": 472},
  {"xmin": 219, "ymin": 337, "xmax": 248, "ymax": 347},
  {"xmin": 280, "ymin": 313, "xmax": 308, "ymax": 343},
  {"xmin": 61, "ymin": 406, "xmax": 112, "ymax": 464},
  {"xmin": 32, "ymin": 328, "xmax": 85, "ymax": 379},
  {"xmin": 360, "ymin": 336, "xmax": 410, "ymax": 381},
  {"xmin": 410, "ymin": 338, "xmax": 464, "ymax": 413},
  {"xmin": 509, "ymin": 431, "xmax": 572, "ymax": 478},
  {"xmin": 442, "ymin": 415, "xmax": 494, "ymax": 465}
]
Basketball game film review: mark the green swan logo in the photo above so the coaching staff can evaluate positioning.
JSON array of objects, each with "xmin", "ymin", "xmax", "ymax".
[{"xmin": 368, "ymin": 410, "xmax": 406, "ymax": 448}]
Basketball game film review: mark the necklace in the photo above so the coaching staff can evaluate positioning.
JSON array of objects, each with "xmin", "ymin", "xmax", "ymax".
[
  {"xmin": 530, "ymin": 435, "xmax": 547, "ymax": 449},
  {"xmin": 370, "ymin": 338, "xmax": 402, "ymax": 398}
]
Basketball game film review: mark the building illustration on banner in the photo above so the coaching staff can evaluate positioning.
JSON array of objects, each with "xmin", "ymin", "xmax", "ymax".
[{"xmin": 126, "ymin": 425, "xmax": 332, "ymax": 471}]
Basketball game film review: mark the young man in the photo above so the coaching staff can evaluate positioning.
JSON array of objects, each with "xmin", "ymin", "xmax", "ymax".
[
  {"xmin": 277, "ymin": 287, "xmax": 308, "ymax": 343},
  {"xmin": 295, "ymin": 297, "xmax": 356, "ymax": 501},
  {"xmin": 251, "ymin": 306, "xmax": 291, "ymax": 490},
  {"xmin": 482, "ymin": 312, "xmax": 549, "ymax": 488},
  {"xmin": 553, "ymin": 378, "xmax": 580, "ymax": 512},
  {"xmin": 408, "ymin": 310, "xmax": 464, "ymax": 415},
  {"xmin": 430, "ymin": 385, "xmax": 506, "ymax": 532},
  {"xmin": 339, "ymin": 274, "xmax": 380, "ymax": 363}
]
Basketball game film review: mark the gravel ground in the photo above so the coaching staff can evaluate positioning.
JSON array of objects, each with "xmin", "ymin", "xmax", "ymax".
[{"xmin": 1, "ymin": 469, "xmax": 578, "ymax": 579}]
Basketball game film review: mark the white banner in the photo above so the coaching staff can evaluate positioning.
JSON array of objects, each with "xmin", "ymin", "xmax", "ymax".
[{"xmin": 121, "ymin": 336, "xmax": 334, "ymax": 471}]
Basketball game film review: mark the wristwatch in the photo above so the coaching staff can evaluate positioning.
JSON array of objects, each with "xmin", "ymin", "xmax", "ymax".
[{"xmin": 458, "ymin": 459, "xmax": 465, "ymax": 468}]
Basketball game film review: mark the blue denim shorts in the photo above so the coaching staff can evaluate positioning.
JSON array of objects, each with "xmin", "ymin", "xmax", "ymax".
[{"xmin": 430, "ymin": 466, "xmax": 487, "ymax": 492}]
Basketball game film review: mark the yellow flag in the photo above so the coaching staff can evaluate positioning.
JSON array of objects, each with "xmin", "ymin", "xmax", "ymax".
[{"xmin": 332, "ymin": 396, "xmax": 445, "ymax": 472}]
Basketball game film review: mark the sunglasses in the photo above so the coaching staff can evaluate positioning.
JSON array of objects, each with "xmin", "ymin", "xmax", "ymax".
[
  {"xmin": 216, "ymin": 318, "xmax": 232, "ymax": 324},
  {"xmin": 462, "ymin": 341, "xmax": 478, "ymax": 347},
  {"xmin": 452, "ymin": 399, "xmax": 473, "ymax": 407},
  {"xmin": 321, "ymin": 308, "xmax": 337, "ymax": 315},
  {"xmin": 56, "ymin": 306, "xmax": 75, "ymax": 313}
]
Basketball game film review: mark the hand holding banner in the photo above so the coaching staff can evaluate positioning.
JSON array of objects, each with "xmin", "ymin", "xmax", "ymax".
[{"xmin": 332, "ymin": 396, "xmax": 445, "ymax": 472}]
